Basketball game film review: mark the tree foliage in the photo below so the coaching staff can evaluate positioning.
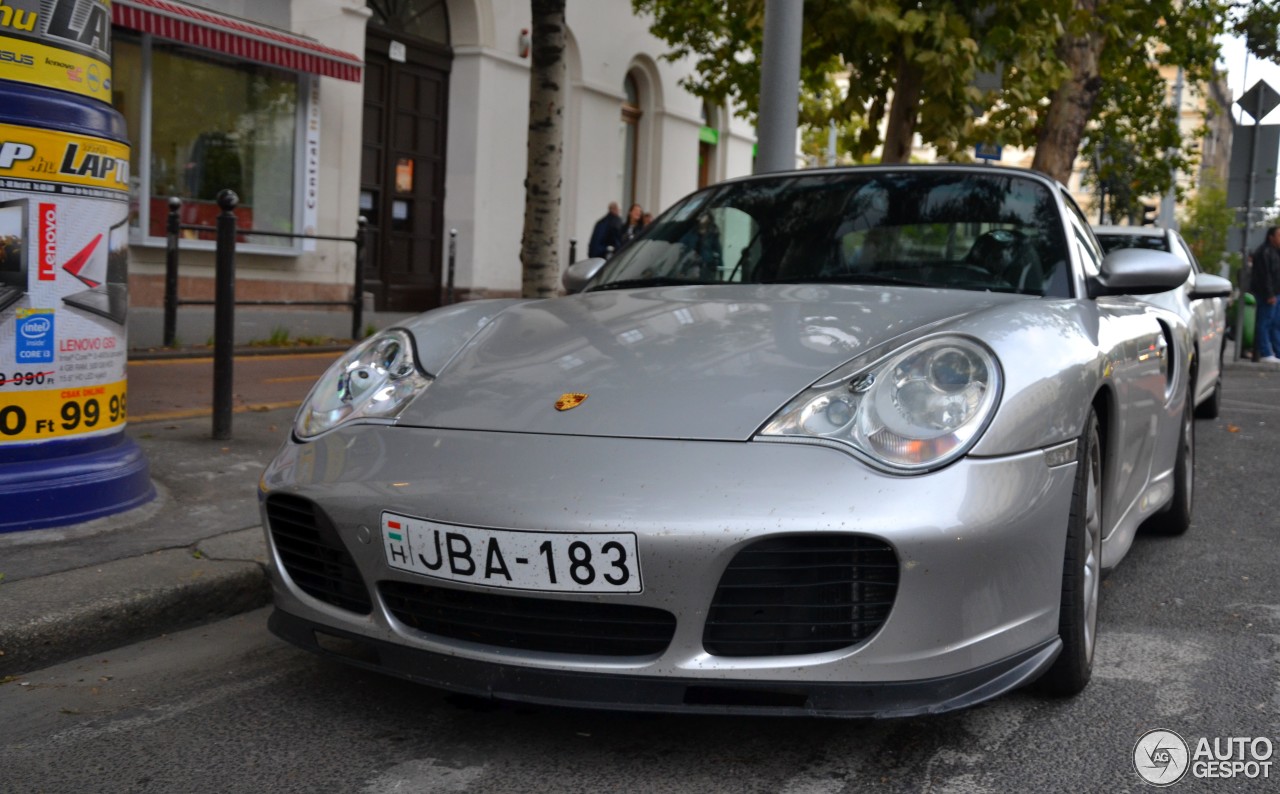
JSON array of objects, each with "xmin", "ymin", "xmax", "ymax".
[
  {"xmin": 634, "ymin": 0, "xmax": 1228, "ymax": 191},
  {"xmin": 992, "ymin": 0, "xmax": 1225, "ymax": 183},
  {"xmin": 635, "ymin": 0, "xmax": 1063, "ymax": 162},
  {"xmin": 1179, "ymin": 172, "xmax": 1237, "ymax": 272},
  {"xmin": 1231, "ymin": 0, "xmax": 1280, "ymax": 63},
  {"xmin": 1079, "ymin": 53, "xmax": 1200, "ymax": 223}
]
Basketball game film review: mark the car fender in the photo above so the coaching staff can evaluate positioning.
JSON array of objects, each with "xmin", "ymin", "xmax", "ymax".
[
  {"xmin": 959, "ymin": 296, "xmax": 1190, "ymax": 570},
  {"xmin": 397, "ymin": 298, "xmax": 532, "ymax": 375},
  {"xmin": 958, "ymin": 299, "xmax": 1109, "ymax": 459}
]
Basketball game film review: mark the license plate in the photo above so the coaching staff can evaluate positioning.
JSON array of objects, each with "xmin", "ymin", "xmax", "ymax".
[{"xmin": 382, "ymin": 512, "xmax": 642, "ymax": 593}]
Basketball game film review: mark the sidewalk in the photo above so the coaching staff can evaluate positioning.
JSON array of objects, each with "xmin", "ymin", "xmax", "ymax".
[
  {"xmin": 0, "ymin": 384, "xmax": 294, "ymax": 677},
  {"xmin": 1, "ymin": 348, "xmax": 1277, "ymax": 679}
]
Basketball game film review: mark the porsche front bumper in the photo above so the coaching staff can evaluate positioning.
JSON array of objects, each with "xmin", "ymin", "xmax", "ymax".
[{"xmin": 260, "ymin": 424, "xmax": 1076, "ymax": 717}]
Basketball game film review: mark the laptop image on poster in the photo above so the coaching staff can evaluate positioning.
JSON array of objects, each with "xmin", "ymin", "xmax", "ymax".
[
  {"xmin": 0, "ymin": 198, "xmax": 28, "ymax": 314},
  {"xmin": 63, "ymin": 216, "xmax": 129, "ymax": 326}
]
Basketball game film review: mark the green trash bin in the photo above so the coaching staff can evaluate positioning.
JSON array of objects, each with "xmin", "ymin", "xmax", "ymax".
[
  {"xmin": 1244, "ymin": 292, "xmax": 1255, "ymax": 351},
  {"xmin": 1228, "ymin": 292, "xmax": 1255, "ymax": 351}
]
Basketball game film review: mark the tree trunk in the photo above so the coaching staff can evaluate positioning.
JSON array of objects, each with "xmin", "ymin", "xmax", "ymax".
[
  {"xmin": 1031, "ymin": 2, "xmax": 1105, "ymax": 184},
  {"xmin": 520, "ymin": 0, "xmax": 567, "ymax": 299},
  {"xmin": 881, "ymin": 52, "xmax": 923, "ymax": 164}
]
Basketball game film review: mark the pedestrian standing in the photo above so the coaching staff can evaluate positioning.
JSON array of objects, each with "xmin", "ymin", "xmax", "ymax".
[
  {"xmin": 620, "ymin": 203, "xmax": 645, "ymax": 247},
  {"xmin": 1250, "ymin": 226, "xmax": 1280, "ymax": 363},
  {"xmin": 587, "ymin": 202, "xmax": 623, "ymax": 259}
]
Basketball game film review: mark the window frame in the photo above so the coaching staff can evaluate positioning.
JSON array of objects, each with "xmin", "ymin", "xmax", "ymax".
[
  {"xmin": 117, "ymin": 32, "xmax": 312, "ymax": 257},
  {"xmin": 620, "ymin": 74, "xmax": 641, "ymax": 209},
  {"xmin": 1061, "ymin": 188, "xmax": 1101, "ymax": 289}
]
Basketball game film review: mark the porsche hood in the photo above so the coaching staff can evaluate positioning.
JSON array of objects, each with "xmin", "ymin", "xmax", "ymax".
[{"xmin": 396, "ymin": 284, "xmax": 1015, "ymax": 441}]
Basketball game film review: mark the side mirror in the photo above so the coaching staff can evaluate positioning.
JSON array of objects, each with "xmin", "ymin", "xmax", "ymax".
[
  {"xmin": 562, "ymin": 257, "xmax": 606, "ymax": 294},
  {"xmin": 1189, "ymin": 272, "xmax": 1232, "ymax": 300},
  {"xmin": 1088, "ymin": 248, "xmax": 1191, "ymax": 298}
]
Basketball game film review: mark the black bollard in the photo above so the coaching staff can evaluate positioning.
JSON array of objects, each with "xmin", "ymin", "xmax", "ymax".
[
  {"xmin": 163, "ymin": 196, "xmax": 181, "ymax": 347},
  {"xmin": 352, "ymin": 215, "xmax": 367, "ymax": 339},
  {"xmin": 212, "ymin": 189, "xmax": 239, "ymax": 440},
  {"xmin": 447, "ymin": 228, "xmax": 457, "ymax": 305}
]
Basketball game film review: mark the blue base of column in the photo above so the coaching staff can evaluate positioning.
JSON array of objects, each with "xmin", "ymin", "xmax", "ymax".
[{"xmin": 0, "ymin": 432, "xmax": 155, "ymax": 533}]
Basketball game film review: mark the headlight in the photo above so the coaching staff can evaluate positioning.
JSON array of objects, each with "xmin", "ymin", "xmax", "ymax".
[
  {"xmin": 294, "ymin": 329, "xmax": 432, "ymax": 440},
  {"xmin": 759, "ymin": 336, "xmax": 1001, "ymax": 472}
]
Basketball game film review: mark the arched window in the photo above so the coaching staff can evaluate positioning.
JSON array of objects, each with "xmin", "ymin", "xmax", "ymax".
[
  {"xmin": 699, "ymin": 101, "xmax": 718, "ymax": 189},
  {"xmin": 367, "ymin": 0, "xmax": 449, "ymax": 45},
  {"xmin": 619, "ymin": 74, "xmax": 641, "ymax": 207}
]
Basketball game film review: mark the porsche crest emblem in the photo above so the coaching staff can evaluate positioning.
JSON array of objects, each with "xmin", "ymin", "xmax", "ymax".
[{"xmin": 555, "ymin": 392, "xmax": 588, "ymax": 411}]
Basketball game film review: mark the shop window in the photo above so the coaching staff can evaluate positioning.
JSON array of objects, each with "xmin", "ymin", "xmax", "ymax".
[{"xmin": 112, "ymin": 36, "xmax": 302, "ymax": 249}]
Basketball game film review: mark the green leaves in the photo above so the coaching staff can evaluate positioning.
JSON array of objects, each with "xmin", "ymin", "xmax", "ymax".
[
  {"xmin": 636, "ymin": 0, "xmax": 1232, "ymax": 175},
  {"xmin": 1231, "ymin": 0, "xmax": 1280, "ymax": 63},
  {"xmin": 1180, "ymin": 172, "xmax": 1238, "ymax": 270}
]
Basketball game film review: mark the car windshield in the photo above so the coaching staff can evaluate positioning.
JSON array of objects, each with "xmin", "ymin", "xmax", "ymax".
[
  {"xmin": 1095, "ymin": 233, "xmax": 1169, "ymax": 253},
  {"xmin": 590, "ymin": 170, "xmax": 1071, "ymax": 297}
]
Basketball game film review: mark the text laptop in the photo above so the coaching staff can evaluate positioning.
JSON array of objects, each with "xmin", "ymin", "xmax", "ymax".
[
  {"xmin": 63, "ymin": 217, "xmax": 129, "ymax": 325},
  {"xmin": 0, "ymin": 199, "xmax": 28, "ymax": 313}
]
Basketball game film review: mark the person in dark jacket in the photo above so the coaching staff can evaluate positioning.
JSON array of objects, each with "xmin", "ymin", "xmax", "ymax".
[
  {"xmin": 620, "ymin": 203, "xmax": 645, "ymax": 248},
  {"xmin": 1250, "ymin": 226, "xmax": 1280, "ymax": 363},
  {"xmin": 587, "ymin": 202, "xmax": 623, "ymax": 259}
]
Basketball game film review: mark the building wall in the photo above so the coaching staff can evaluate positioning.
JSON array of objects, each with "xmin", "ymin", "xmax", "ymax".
[
  {"xmin": 122, "ymin": 0, "xmax": 369, "ymax": 319},
  {"xmin": 187, "ymin": 0, "xmax": 291, "ymax": 29},
  {"xmin": 445, "ymin": 0, "xmax": 757, "ymax": 299},
  {"xmin": 121, "ymin": 0, "xmax": 756, "ymax": 345}
]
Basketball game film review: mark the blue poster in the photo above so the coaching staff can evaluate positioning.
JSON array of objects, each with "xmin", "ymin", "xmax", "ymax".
[{"xmin": 16, "ymin": 308, "xmax": 54, "ymax": 364}]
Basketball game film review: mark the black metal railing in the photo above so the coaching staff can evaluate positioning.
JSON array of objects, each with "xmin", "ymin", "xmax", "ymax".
[
  {"xmin": 165, "ymin": 190, "xmax": 368, "ymax": 439},
  {"xmin": 163, "ymin": 193, "xmax": 369, "ymax": 349}
]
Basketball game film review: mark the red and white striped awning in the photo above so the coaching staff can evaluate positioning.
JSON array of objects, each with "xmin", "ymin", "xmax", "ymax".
[{"xmin": 113, "ymin": 0, "xmax": 363, "ymax": 82}]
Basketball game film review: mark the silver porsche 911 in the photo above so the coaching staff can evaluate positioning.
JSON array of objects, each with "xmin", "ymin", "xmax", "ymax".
[{"xmin": 261, "ymin": 164, "xmax": 1217, "ymax": 718}]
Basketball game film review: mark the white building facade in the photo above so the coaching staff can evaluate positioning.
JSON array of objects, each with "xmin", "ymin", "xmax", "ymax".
[{"xmin": 113, "ymin": 0, "xmax": 756, "ymax": 343}]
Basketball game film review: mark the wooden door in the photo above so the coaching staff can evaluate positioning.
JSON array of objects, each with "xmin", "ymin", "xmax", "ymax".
[{"xmin": 361, "ymin": 29, "xmax": 450, "ymax": 311}]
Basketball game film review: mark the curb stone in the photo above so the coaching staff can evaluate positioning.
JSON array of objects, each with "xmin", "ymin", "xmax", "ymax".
[{"xmin": 0, "ymin": 531, "xmax": 270, "ymax": 678}]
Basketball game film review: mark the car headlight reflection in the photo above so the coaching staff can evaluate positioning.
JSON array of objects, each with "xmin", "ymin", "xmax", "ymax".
[
  {"xmin": 760, "ymin": 337, "xmax": 1001, "ymax": 471},
  {"xmin": 294, "ymin": 329, "xmax": 432, "ymax": 440}
]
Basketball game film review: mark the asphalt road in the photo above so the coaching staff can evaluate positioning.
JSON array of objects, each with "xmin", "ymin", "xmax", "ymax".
[
  {"xmin": 127, "ymin": 351, "xmax": 339, "ymax": 423},
  {"xmin": 2, "ymin": 364, "xmax": 1278, "ymax": 793}
]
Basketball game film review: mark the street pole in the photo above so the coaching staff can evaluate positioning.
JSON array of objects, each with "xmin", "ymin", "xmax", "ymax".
[
  {"xmin": 164, "ymin": 197, "xmax": 181, "ymax": 347},
  {"xmin": 755, "ymin": 0, "xmax": 802, "ymax": 174},
  {"xmin": 1237, "ymin": 77, "xmax": 1263, "ymax": 362},
  {"xmin": 212, "ymin": 190, "xmax": 238, "ymax": 441},
  {"xmin": 1159, "ymin": 67, "xmax": 1184, "ymax": 228}
]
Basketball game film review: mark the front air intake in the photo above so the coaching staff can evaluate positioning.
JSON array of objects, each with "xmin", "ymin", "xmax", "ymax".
[
  {"xmin": 265, "ymin": 494, "xmax": 372, "ymax": 615},
  {"xmin": 703, "ymin": 535, "xmax": 899, "ymax": 657},
  {"xmin": 379, "ymin": 581, "xmax": 676, "ymax": 656}
]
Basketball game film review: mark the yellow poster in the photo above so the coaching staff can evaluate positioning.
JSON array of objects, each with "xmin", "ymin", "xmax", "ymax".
[
  {"xmin": 0, "ymin": 119, "xmax": 130, "ymax": 446},
  {"xmin": 0, "ymin": 377, "xmax": 127, "ymax": 441},
  {"xmin": 0, "ymin": 122, "xmax": 129, "ymax": 194},
  {"xmin": 0, "ymin": 0, "xmax": 113, "ymax": 102}
]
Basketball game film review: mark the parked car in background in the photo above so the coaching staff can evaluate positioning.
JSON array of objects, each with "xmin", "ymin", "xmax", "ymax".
[
  {"xmin": 262, "ymin": 166, "xmax": 1201, "ymax": 718},
  {"xmin": 1093, "ymin": 225, "xmax": 1232, "ymax": 418}
]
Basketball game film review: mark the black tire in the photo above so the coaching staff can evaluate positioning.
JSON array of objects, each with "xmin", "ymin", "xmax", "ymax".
[
  {"xmin": 1194, "ymin": 348, "xmax": 1224, "ymax": 420},
  {"xmin": 1148, "ymin": 387, "xmax": 1195, "ymax": 535},
  {"xmin": 1036, "ymin": 409, "xmax": 1102, "ymax": 697}
]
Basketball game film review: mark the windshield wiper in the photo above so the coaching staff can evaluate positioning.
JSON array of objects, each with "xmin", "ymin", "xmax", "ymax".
[
  {"xmin": 764, "ymin": 273, "xmax": 929, "ymax": 287},
  {"xmin": 589, "ymin": 277, "xmax": 715, "ymax": 292}
]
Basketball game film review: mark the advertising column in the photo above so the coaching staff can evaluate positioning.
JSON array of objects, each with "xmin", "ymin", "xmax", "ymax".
[{"xmin": 0, "ymin": 0, "xmax": 153, "ymax": 531}]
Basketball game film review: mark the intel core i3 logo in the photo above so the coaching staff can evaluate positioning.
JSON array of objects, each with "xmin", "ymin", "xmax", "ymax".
[{"xmin": 16, "ymin": 307, "xmax": 53, "ymax": 363}]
